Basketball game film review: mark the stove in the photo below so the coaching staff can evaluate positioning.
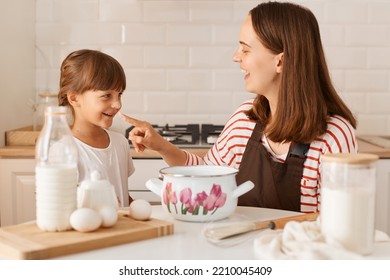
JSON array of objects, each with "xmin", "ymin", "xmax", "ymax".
[{"xmin": 125, "ymin": 124, "xmax": 224, "ymax": 148}]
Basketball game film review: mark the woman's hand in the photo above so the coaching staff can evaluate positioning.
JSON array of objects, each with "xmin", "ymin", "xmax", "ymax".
[
  {"xmin": 119, "ymin": 113, "xmax": 165, "ymax": 152},
  {"xmin": 119, "ymin": 112, "xmax": 187, "ymax": 166}
]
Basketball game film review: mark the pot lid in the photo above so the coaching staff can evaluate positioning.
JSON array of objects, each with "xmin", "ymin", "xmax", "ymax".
[{"xmin": 159, "ymin": 165, "xmax": 238, "ymax": 177}]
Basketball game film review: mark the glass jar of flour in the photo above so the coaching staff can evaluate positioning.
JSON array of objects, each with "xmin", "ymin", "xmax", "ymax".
[{"xmin": 320, "ymin": 153, "xmax": 379, "ymax": 255}]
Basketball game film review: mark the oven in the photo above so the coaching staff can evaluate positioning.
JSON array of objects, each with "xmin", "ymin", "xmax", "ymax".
[{"xmin": 125, "ymin": 123, "xmax": 224, "ymax": 147}]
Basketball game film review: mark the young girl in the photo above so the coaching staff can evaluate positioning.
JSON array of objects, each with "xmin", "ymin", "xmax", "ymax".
[{"xmin": 58, "ymin": 49, "xmax": 135, "ymax": 207}]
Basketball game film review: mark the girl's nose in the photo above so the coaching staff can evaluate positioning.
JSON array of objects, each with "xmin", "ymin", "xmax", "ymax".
[{"xmin": 112, "ymin": 98, "xmax": 121, "ymax": 109}]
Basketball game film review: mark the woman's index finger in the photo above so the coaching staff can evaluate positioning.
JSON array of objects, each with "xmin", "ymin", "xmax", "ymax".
[{"xmin": 119, "ymin": 112, "xmax": 142, "ymax": 126}]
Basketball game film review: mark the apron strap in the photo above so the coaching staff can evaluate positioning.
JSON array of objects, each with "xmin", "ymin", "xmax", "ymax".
[{"xmin": 289, "ymin": 142, "xmax": 310, "ymax": 158}]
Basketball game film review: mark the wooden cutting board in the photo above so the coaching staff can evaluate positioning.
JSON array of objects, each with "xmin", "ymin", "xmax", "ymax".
[{"xmin": 0, "ymin": 211, "xmax": 174, "ymax": 260}]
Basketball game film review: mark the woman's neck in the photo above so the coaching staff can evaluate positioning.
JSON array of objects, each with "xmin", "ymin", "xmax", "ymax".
[{"xmin": 265, "ymin": 136, "xmax": 290, "ymax": 155}]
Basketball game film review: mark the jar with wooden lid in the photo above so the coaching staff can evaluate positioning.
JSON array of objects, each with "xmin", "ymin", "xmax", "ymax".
[{"xmin": 320, "ymin": 153, "xmax": 379, "ymax": 255}]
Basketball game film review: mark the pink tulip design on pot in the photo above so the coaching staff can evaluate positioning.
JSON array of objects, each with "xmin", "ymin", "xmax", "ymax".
[
  {"xmin": 203, "ymin": 184, "xmax": 227, "ymax": 215},
  {"xmin": 179, "ymin": 188, "xmax": 192, "ymax": 214},
  {"xmin": 163, "ymin": 182, "xmax": 178, "ymax": 213},
  {"xmin": 178, "ymin": 184, "xmax": 227, "ymax": 216},
  {"xmin": 192, "ymin": 191, "xmax": 208, "ymax": 215}
]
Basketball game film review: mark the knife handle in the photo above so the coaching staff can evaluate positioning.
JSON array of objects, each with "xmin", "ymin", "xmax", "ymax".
[{"xmin": 268, "ymin": 212, "xmax": 319, "ymax": 230}]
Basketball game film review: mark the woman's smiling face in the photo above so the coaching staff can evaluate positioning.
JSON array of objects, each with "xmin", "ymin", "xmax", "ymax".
[{"xmin": 232, "ymin": 15, "xmax": 283, "ymax": 98}]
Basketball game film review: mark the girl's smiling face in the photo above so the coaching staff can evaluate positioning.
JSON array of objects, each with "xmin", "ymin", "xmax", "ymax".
[
  {"xmin": 232, "ymin": 15, "xmax": 283, "ymax": 99},
  {"xmin": 73, "ymin": 89, "xmax": 122, "ymax": 129}
]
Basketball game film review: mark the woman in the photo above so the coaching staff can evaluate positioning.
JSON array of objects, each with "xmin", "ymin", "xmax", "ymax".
[{"xmin": 121, "ymin": 2, "xmax": 357, "ymax": 213}]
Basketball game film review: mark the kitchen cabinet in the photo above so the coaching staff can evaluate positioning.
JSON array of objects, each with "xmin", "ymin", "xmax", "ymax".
[
  {"xmin": 128, "ymin": 159, "xmax": 167, "ymax": 204},
  {"xmin": 0, "ymin": 158, "xmax": 36, "ymax": 227}
]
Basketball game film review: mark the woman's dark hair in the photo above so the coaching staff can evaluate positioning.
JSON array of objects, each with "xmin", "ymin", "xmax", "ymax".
[{"xmin": 246, "ymin": 1, "xmax": 356, "ymax": 143}]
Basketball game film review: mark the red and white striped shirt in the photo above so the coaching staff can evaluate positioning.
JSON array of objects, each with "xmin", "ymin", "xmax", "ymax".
[{"xmin": 185, "ymin": 99, "xmax": 357, "ymax": 213}]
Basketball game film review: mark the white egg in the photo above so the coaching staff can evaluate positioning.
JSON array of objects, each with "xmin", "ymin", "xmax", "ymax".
[
  {"xmin": 98, "ymin": 206, "xmax": 118, "ymax": 227},
  {"xmin": 70, "ymin": 208, "xmax": 102, "ymax": 232},
  {"xmin": 129, "ymin": 199, "xmax": 152, "ymax": 221}
]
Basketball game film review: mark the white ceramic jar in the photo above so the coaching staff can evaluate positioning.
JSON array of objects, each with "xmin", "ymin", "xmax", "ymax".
[
  {"xmin": 320, "ymin": 153, "xmax": 379, "ymax": 255},
  {"xmin": 77, "ymin": 170, "xmax": 119, "ymax": 211}
]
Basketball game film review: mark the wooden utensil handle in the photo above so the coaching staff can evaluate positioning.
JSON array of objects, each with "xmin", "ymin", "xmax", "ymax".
[{"xmin": 269, "ymin": 212, "xmax": 319, "ymax": 230}]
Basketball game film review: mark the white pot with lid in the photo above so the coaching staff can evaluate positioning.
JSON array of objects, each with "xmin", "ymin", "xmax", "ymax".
[{"xmin": 146, "ymin": 165, "xmax": 254, "ymax": 222}]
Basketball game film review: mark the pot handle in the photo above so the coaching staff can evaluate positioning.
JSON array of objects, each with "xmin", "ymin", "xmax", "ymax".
[
  {"xmin": 232, "ymin": 180, "xmax": 254, "ymax": 198},
  {"xmin": 145, "ymin": 178, "xmax": 163, "ymax": 197}
]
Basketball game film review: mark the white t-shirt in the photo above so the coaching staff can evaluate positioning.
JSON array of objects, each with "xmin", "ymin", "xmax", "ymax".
[{"xmin": 74, "ymin": 129, "xmax": 135, "ymax": 207}]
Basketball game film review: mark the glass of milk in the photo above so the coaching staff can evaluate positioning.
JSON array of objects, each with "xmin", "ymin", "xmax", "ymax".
[{"xmin": 320, "ymin": 153, "xmax": 379, "ymax": 255}]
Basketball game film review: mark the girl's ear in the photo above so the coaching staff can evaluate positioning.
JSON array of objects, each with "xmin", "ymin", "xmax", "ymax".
[
  {"xmin": 67, "ymin": 92, "xmax": 80, "ymax": 107},
  {"xmin": 276, "ymin": 53, "xmax": 284, "ymax": 74}
]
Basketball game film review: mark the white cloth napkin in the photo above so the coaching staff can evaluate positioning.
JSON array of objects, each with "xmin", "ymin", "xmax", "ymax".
[{"xmin": 253, "ymin": 218, "xmax": 390, "ymax": 260}]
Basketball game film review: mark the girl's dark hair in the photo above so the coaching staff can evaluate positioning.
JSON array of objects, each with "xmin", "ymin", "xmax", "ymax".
[
  {"xmin": 58, "ymin": 49, "xmax": 126, "ymax": 117},
  {"xmin": 246, "ymin": 1, "xmax": 356, "ymax": 143}
]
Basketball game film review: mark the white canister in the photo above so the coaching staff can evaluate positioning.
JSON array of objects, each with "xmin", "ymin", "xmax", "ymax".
[
  {"xmin": 77, "ymin": 170, "xmax": 119, "ymax": 211},
  {"xmin": 320, "ymin": 153, "xmax": 379, "ymax": 255}
]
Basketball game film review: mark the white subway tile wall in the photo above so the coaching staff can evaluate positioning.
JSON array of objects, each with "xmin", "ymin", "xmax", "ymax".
[{"xmin": 35, "ymin": 0, "xmax": 390, "ymax": 135}]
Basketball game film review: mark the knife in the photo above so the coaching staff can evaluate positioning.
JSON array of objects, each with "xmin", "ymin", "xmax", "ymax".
[{"xmin": 204, "ymin": 212, "xmax": 319, "ymax": 241}]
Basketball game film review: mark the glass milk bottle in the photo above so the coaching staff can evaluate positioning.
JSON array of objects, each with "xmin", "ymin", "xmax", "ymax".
[
  {"xmin": 35, "ymin": 106, "xmax": 78, "ymax": 232},
  {"xmin": 320, "ymin": 153, "xmax": 379, "ymax": 255},
  {"xmin": 32, "ymin": 92, "xmax": 58, "ymax": 131}
]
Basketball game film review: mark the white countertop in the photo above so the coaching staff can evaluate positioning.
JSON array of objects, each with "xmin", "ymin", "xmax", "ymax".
[{"xmin": 51, "ymin": 206, "xmax": 390, "ymax": 260}]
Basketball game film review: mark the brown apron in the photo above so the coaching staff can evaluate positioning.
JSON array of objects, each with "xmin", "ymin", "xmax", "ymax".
[{"xmin": 236, "ymin": 123, "xmax": 309, "ymax": 212}]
